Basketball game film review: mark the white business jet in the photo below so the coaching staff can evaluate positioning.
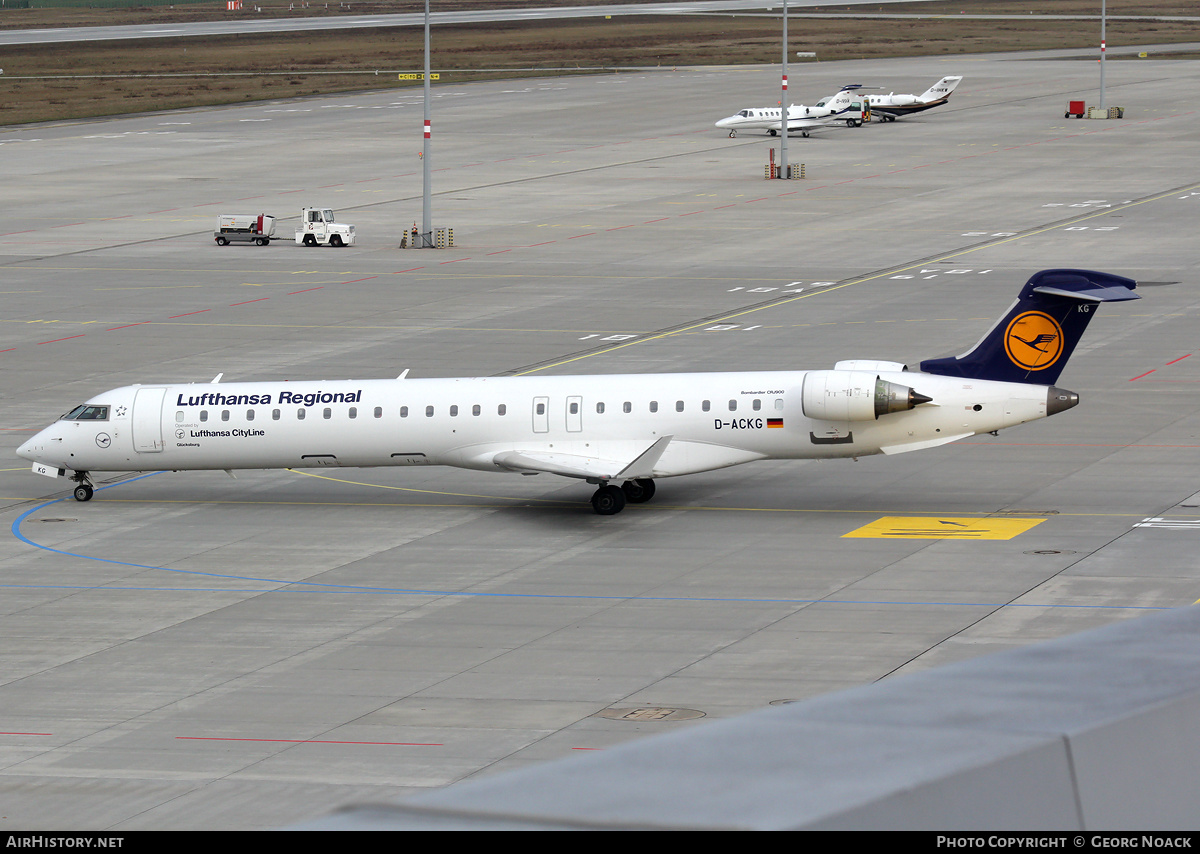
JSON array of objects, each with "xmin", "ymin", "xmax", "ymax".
[
  {"xmin": 715, "ymin": 86, "xmax": 865, "ymax": 138},
  {"xmin": 856, "ymin": 75, "xmax": 963, "ymax": 122},
  {"xmin": 18, "ymin": 269, "xmax": 1137, "ymax": 515}
]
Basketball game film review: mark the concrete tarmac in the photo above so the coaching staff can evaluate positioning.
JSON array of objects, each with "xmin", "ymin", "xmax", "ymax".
[{"xmin": 1, "ymin": 49, "xmax": 1198, "ymax": 829}]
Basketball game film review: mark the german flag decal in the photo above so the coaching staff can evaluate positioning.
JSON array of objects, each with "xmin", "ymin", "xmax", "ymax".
[{"xmin": 767, "ymin": 418, "xmax": 784, "ymax": 428}]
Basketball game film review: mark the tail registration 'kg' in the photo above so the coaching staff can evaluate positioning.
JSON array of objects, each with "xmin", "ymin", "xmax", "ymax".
[{"xmin": 18, "ymin": 269, "xmax": 1138, "ymax": 515}]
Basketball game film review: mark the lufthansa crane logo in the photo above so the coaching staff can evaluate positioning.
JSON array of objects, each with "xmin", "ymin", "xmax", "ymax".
[{"xmin": 1004, "ymin": 311, "xmax": 1063, "ymax": 371}]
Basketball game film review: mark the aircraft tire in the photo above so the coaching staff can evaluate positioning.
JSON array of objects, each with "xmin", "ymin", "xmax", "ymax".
[
  {"xmin": 591, "ymin": 485, "xmax": 626, "ymax": 516},
  {"xmin": 621, "ymin": 479, "xmax": 655, "ymax": 504},
  {"xmin": 728, "ymin": 131, "xmax": 736, "ymax": 138},
  {"xmin": 768, "ymin": 129, "xmax": 778, "ymax": 137},
  {"xmin": 73, "ymin": 484, "xmax": 94, "ymax": 502}
]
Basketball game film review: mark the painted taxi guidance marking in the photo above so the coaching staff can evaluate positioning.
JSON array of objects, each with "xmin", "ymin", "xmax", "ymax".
[{"xmin": 843, "ymin": 516, "xmax": 1045, "ymax": 540}]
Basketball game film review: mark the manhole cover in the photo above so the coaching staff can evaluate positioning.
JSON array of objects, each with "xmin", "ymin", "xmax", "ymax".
[
  {"xmin": 35, "ymin": 518, "xmax": 76, "ymax": 523},
  {"xmin": 1023, "ymin": 549, "xmax": 1077, "ymax": 556},
  {"xmin": 595, "ymin": 707, "xmax": 705, "ymax": 722}
]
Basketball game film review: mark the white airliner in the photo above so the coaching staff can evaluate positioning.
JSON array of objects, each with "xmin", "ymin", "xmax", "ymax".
[
  {"xmin": 18, "ymin": 269, "xmax": 1137, "ymax": 515},
  {"xmin": 715, "ymin": 86, "xmax": 865, "ymax": 138},
  {"xmin": 856, "ymin": 75, "xmax": 963, "ymax": 122}
]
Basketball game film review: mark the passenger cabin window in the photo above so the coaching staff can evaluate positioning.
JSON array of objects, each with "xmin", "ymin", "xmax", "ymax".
[
  {"xmin": 498, "ymin": 404, "xmax": 507, "ymax": 416},
  {"xmin": 374, "ymin": 407, "xmax": 383, "ymax": 418},
  {"xmin": 200, "ymin": 411, "xmax": 209, "ymax": 422},
  {"xmin": 775, "ymin": 399, "xmax": 784, "ymax": 411},
  {"xmin": 297, "ymin": 409, "xmax": 306, "ymax": 420},
  {"xmin": 569, "ymin": 402, "xmax": 579, "ymax": 415},
  {"xmin": 246, "ymin": 410, "xmax": 255, "ymax": 421},
  {"xmin": 752, "ymin": 399, "xmax": 761, "ymax": 411},
  {"xmin": 536, "ymin": 402, "xmax": 546, "ymax": 416},
  {"xmin": 473, "ymin": 405, "xmax": 481, "ymax": 416},
  {"xmin": 596, "ymin": 402, "xmax": 605, "ymax": 414},
  {"xmin": 702, "ymin": 400, "xmax": 711, "ymax": 412},
  {"xmin": 623, "ymin": 402, "xmax": 632, "ymax": 414},
  {"xmin": 272, "ymin": 409, "xmax": 281, "ymax": 421},
  {"xmin": 401, "ymin": 406, "xmax": 409, "ymax": 418},
  {"xmin": 450, "ymin": 405, "xmax": 459, "ymax": 417},
  {"xmin": 426, "ymin": 405, "xmax": 434, "ymax": 417},
  {"xmin": 675, "ymin": 400, "xmax": 684, "ymax": 412},
  {"xmin": 728, "ymin": 399, "xmax": 737, "ymax": 411},
  {"xmin": 349, "ymin": 407, "xmax": 357, "ymax": 419},
  {"xmin": 323, "ymin": 408, "xmax": 332, "ymax": 419},
  {"xmin": 649, "ymin": 401, "xmax": 658, "ymax": 413},
  {"xmin": 221, "ymin": 410, "xmax": 230, "ymax": 422},
  {"xmin": 62, "ymin": 405, "xmax": 110, "ymax": 421},
  {"xmin": 176, "ymin": 411, "xmax": 184, "ymax": 423}
]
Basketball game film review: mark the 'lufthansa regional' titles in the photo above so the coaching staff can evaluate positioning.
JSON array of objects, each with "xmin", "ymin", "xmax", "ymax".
[{"xmin": 176, "ymin": 390, "xmax": 363, "ymax": 407}]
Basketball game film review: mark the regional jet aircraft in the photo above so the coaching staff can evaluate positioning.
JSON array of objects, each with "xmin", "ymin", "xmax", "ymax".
[
  {"xmin": 855, "ymin": 75, "xmax": 963, "ymax": 121},
  {"xmin": 18, "ymin": 269, "xmax": 1137, "ymax": 515},
  {"xmin": 715, "ymin": 86, "xmax": 865, "ymax": 138}
]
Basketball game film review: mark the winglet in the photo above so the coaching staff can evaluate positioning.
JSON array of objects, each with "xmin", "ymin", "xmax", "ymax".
[{"xmin": 617, "ymin": 435, "xmax": 672, "ymax": 481}]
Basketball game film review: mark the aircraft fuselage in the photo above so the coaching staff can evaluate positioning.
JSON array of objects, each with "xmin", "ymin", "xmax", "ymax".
[{"xmin": 18, "ymin": 370, "xmax": 1057, "ymax": 479}]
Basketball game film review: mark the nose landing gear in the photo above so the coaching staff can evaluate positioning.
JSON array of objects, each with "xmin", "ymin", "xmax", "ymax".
[{"xmin": 70, "ymin": 472, "xmax": 94, "ymax": 502}]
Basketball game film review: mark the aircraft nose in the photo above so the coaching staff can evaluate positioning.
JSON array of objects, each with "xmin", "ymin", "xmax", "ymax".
[
  {"xmin": 16, "ymin": 437, "xmax": 36, "ymax": 461},
  {"xmin": 715, "ymin": 117, "xmax": 734, "ymax": 128}
]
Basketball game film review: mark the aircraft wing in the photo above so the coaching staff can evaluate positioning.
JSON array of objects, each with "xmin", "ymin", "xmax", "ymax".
[
  {"xmin": 493, "ymin": 436, "xmax": 672, "ymax": 481},
  {"xmin": 764, "ymin": 116, "xmax": 837, "ymax": 132},
  {"xmin": 784, "ymin": 116, "xmax": 837, "ymax": 130}
]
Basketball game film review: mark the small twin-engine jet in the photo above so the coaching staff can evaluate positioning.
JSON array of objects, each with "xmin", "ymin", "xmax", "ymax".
[
  {"xmin": 715, "ymin": 86, "xmax": 866, "ymax": 138},
  {"xmin": 18, "ymin": 269, "xmax": 1138, "ymax": 515},
  {"xmin": 855, "ymin": 75, "xmax": 963, "ymax": 122}
]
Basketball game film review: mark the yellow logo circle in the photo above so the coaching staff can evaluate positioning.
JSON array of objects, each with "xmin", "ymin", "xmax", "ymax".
[{"xmin": 1004, "ymin": 311, "xmax": 1063, "ymax": 371}]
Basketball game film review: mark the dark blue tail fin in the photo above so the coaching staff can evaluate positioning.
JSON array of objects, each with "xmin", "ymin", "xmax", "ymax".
[{"xmin": 919, "ymin": 269, "xmax": 1139, "ymax": 384}]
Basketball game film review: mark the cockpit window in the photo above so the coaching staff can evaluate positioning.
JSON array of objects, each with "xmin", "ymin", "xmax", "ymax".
[{"xmin": 61, "ymin": 404, "xmax": 109, "ymax": 421}]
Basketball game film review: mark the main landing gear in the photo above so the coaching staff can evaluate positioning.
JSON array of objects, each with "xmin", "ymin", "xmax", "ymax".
[
  {"xmin": 70, "ymin": 471, "xmax": 94, "ymax": 502},
  {"xmin": 590, "ymin": 479, "xmax": 656, "ymax": 516}
]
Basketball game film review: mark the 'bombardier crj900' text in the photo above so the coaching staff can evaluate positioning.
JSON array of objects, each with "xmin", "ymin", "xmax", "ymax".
[{"xmin": 18, "ymin": 270, "xmax": 1138, "ymax": 515}]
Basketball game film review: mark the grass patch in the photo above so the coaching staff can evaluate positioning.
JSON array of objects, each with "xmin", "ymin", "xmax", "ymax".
[{"xmin": 1, "ymin": 1, "xmax": 1197, "ymax": 126}]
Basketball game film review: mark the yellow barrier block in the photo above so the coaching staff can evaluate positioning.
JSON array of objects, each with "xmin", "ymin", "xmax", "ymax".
[{"xmin": 842, "ymin": 516, "xmax": 1045, "ymax": 540}]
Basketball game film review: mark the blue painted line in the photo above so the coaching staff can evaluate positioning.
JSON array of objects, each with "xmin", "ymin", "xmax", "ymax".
[{"xmin": 7, "ymin": 474, "xmax": 1175, "ymax": 610}]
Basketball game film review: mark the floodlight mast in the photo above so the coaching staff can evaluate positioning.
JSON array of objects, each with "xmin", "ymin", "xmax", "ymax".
[
  {"xmin": 779, "ymin": 0, "xmax": 788, "ymax": 179},
  {"xmin": 1099, "ymin": 0, "xmax": 1107, "ymax": 110},
  {"xmin": 421, "ymin": 0, "xmax": 432, "ymax": 247}
]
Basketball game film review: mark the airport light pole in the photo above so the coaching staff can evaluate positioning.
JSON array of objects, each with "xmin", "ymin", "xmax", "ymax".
[
  {"xmin": 1099, "ymin": 0, "xmax": 1107, "ymax": 110},
  {"xmin": 421, "ymin": 0, "xmax": 432, "ymax": 247},
  {"xmin": 779, "ymin": 0, "xmax": 788, "ymax": 179}
]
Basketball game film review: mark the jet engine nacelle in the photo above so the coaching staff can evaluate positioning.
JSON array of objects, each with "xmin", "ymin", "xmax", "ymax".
[
  {"xmin": 834, "ymin": 360, "xmax": 908, "ymax": 373},
  {"xmin": 800, "ymin": 370, "xmax": 932, "ymax": 422},
  {"xmin": 890, "ymin": 94, "xmax": 919, "ymax": 106}
]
